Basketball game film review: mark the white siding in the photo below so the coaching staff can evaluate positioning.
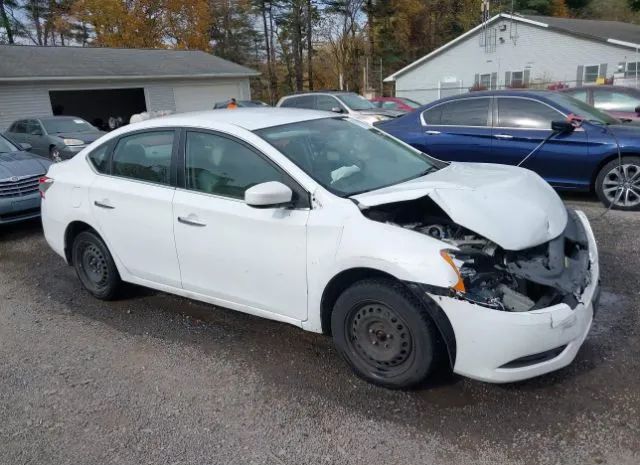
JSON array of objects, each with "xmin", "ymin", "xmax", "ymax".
[
  {"xmin": 394, "ymin": 19, "xmax": 640, "ymax": 104},
  {"xmin": 145, "ymin": 84, "xmax": 176, "ymax": 112},
  {"xmin": 0, "ymin": 77, "xmax": 252, "ymax": 130},
  {"xmin": 0, "ymin": 84, "xmax": 53, "ymax": 130},
  {"xmin": 172, "ymin": 79, "xmax": 247, "ymax": 112}
]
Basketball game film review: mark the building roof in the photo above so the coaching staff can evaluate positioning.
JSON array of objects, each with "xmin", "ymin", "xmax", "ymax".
[
  {"xmin": 0, "ymin": 45, "xmax": 259, "ymax": 82},
  {"xmin": 385, "ymin": 13, "xmax": 640, "ymax": 82}
]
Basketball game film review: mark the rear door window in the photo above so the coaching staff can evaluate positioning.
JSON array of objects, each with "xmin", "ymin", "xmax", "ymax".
[
  {"xmin": 12, "ymin": 121, "xmax": 27, "ymax": 133},
  {"xmin": 88, "ymin": 143, "xmax": 112, "ymax": 174},
  {"xmin": 112, "ymin": 131, "xmax": 175, "ymax": 185},
  {"xmin": 436, "ymin": 98, "xmax": 490, "ymax": 126},
  {"xmin": 497, "ymin": 98, "xmax": 562, "ymax": 129}
]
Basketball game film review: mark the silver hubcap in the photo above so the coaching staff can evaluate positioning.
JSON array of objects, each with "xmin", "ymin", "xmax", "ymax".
[{"xmin": 602, "ymin": 163, "xmax": 640, "ymax": 207}]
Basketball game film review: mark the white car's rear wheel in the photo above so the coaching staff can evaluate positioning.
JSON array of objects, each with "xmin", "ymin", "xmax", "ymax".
[
  {"xmin": 331, "ymin": 279, "xmax": 438, "ymax": 389},
  {"xmin": 72, "ymin": 231, "xmax": 122, "ymax": 300}
]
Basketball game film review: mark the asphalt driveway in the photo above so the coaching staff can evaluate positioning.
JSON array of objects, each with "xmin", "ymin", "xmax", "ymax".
[{"xmin": 0, "ymin": 194, "xmax": 638, "ymax": 465}]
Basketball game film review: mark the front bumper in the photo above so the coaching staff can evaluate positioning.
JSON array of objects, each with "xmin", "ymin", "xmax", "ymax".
[
  {"xmin": 0, "ymin": 192, "xmax": 41, "ymax": 224},
  {"xmin": 427, "ymin": 210, "xmax": 599, "ymax": 383}
]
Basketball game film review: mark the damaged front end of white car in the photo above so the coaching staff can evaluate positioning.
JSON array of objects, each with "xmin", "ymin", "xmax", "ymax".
[{"xmin": 352, "ymin": 163, "xmax": 600, "ymax": 383}]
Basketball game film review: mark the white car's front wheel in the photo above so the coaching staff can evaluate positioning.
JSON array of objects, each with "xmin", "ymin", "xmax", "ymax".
[{"xmin": 331, "ymin": 279, "xmax": 439, "ymax": 389}]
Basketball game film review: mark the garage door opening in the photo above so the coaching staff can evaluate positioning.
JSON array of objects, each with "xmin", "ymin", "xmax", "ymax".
[{"xmin": 49, "ymin": 88, "xmax": 146, "ymax": 131}]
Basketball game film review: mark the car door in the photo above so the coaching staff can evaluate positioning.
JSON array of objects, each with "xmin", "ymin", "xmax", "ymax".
[
  {"xmin": 415, "ymin": 97, "xmax": 493, "ymax": 162},
  {"xmin": 25, "ymin": 120, "xmax": 48, "ymax": 155},
  {"xmin": 172, "ymin": 130, "xmax": 309, "ymax": 320},
  {"xmin": 88, "ymin": 129, "xmax": 182, "ymax": 287},
  {"xmin": 492, "ymin": 96, "xmax": 589, "ymax": 187}
]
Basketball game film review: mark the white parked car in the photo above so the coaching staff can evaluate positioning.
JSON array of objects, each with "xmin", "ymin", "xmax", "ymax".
[{"xmin": 40, "ymin": 108, "xmax": 600, "ymax": 389}]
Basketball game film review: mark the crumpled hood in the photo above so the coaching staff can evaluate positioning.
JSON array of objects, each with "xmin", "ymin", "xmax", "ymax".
[
  {"xmin": 352, "ymin": 162, "xmax": 568, "ymax": 251},
  {"xmin": 54, "ymin": 131, "xmax": 105, "ymax": 143},
  {"xmin": 0, "ymin": 151, "xmax": 52, "ymax": 179}
]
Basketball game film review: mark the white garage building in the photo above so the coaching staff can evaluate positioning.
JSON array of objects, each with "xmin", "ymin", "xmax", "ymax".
[
  {"xmin": 0, "ymin": 45, "xmax": 258, "ymax": 130},
  {"xmin": 385, "ymin": 13, "xmax": 640, "ymax": 104}
]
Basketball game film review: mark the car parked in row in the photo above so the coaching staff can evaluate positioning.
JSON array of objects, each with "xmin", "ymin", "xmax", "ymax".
[
  {"xmin": 277, "ymin": 91, "xmax": 403, "ymax": 124},
  {"xmin": 560, "ymin": 85, "xmax": 640, "ymax": 122},
  {"xmin": 41, "ymin": 108, "xmax": 599, "ymax": 388},
  {"xmin": 370, "ymin": 96, "xmax": 422, "ymax": 112},
  {"xmin": 377, "ymin": 90, "xmax": 640, "ymax": 210},
  {"xmin": 0, "ymin": 133, "xmax": 52, "ymax": 225},
  {"xmin": 4, "ymin": 116, "xmax": 105, "ymax": 162}
]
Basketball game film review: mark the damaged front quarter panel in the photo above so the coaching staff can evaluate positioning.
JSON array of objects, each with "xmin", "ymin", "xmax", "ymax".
[{"xmin": 360, "ymin": 195, "xmax": 592, "ymax": 314}]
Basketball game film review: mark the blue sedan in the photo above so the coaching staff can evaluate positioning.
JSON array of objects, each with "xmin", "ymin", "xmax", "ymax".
[{"xmin": 376, "ymin": 90, "xmax": 640, "ymax": 210}]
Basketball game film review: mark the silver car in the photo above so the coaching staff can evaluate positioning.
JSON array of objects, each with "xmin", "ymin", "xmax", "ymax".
[
  {"xmin": 4, "ymin": 116, "xmax": 105, "ymax": 162},
  {"xmin": 0, "ymin": 133, "xmax": 52, "ymax": 225}
]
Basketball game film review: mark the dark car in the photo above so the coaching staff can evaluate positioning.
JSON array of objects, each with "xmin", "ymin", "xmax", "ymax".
[
  {"xmin": 0, "ymin": 134, "xmax": 52, "ymax": 225},
  {"xmin": 377, "ymin": 90, "xmax": 640, "ymax": 210},
  {"xmin": 560, "ymin": 85, "xmax": 640, "ymax": 122},
  {"xmin": 4, "ymin": 116, "xmax": 105, "ymax": 162},
  {"xmin": 370, "ymin": 96, "xmax": 422, "ymax": 112}
]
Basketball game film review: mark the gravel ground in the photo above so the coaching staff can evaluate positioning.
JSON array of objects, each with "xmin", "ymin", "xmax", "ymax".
[{"xmin": 0, "ymin": 194, "xmax": 639, "ymax": 465}]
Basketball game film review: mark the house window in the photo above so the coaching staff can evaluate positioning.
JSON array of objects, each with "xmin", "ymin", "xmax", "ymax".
[
  {"xmin": 479, "ymin": 73, "xmax": 492, "ymax": 89},
  {"xmin": 511, "ymin": 71, "xmax": 524, "ymax": 87},
  {"xmin": 625, "ymin": 62, "xmax": 640, "ymax": 78},
  {"xmin": 584, "ymin": 65, "xmax": 600, "ymax": 83}
]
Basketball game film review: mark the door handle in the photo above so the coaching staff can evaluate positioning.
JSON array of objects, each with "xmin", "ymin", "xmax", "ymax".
[
  {"xmin": 425, "ymin": 130, "xmax": 441, "ymax": 135},
  {"xmin": 177, "ymin": 216, "xmax": 207, "ymax": 227},
  {"xmin": 494, "ymin": 134, "xmax": 514, "ymax": 140},
  {"xmin": 94, "ymin": 200, "xmax": 115, "ymax": 209}
]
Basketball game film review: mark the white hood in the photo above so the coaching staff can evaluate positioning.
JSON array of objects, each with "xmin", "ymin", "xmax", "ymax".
[{"xmin": 352, "ymin": 163, "xmax": 568, "ymax": 251}]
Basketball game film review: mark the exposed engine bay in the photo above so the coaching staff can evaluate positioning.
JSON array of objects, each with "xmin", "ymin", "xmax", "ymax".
[{"xmin": 362, "ymin": 196, "xmax": 592, "ymax": 312}]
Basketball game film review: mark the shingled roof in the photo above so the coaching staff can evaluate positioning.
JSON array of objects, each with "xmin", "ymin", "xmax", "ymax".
[
  {"xmin": 0, "ymin": 45, "xmax": 259, "ymax": 81},
  {"xmin": 525, "ymin": 14, "xmax": 640, "ymax": 46}
]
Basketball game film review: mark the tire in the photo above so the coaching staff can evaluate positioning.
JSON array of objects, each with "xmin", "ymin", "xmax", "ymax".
[
  {"xmin": 595, "ymin": 156, "xmax": 640, "ymax": 211},
  {"xmin": 49, "ymin": 146, "xmax": 62, "ymax": 163},
  {"xmin": 71, "ymin": 231, "xmax": 122, "ymax": 300},
  {"xmin": 331, "ymin": 278, "xmax": 439, "ymax": 389}
]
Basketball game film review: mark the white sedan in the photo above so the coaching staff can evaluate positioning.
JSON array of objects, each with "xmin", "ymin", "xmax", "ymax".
[{"xmin": 40, "ymin": 108, "xmax": 599, "ymax": 388}]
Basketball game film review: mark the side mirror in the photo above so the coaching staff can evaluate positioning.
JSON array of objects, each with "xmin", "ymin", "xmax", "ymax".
[
  {"xmin": 19, "ymin": 142, "xmax": 32, "ymax": 151},
  {"xmin": 635, "ymin": 105, "xmax": 640, "ymax": 114},
  {"xmin": 31, "ymin": 129, "xmax": 43, "ymax": 136},
  {"xmin": 245, "ymin": 181, "xmax": 293, "ymax": 208},
  {"xmin": 551, "ymin": 120, "xmax": 575, "ymax": 133},
  {"xmin": 330, "ymin": 107, "xmax": 344, "ymax": 114}
]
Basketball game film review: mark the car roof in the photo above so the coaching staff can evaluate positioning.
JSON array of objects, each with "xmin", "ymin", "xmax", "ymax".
[
  {"xmin": 127, "ymin": 108, "xmax": 339, "ymax": 131},
  {"xmin": 426, "ymin": 89, "xmax": 558, "ymax": 106},
  {"xmin": 561, "ymin": 85, "xmax": 640, "ymax": 92}
]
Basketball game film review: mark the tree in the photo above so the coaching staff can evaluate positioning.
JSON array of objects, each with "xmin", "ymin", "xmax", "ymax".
[{"xmin": 0, "ymin": 0, "xmax": 17, "ymax": 43}]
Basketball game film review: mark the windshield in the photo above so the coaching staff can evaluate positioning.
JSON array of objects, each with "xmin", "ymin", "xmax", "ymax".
[
  {"xmin": 42, "ymin": 118, "xmax": 96, "ymax": 134},
  {"xmin": 255, "ymin": 118, "xmax": 442, "ymax": 197},
  {"xmin": 399, "ymin": 98, "xmax": 422, "ymax": 109},
  {"xmin": 0, "ymin": 134, "xmax": 19, "ymax": 153},
  {"xmin": 336, "ymin": 93, "xmax": 376, "ymax": 111},
  {"xmin": 547, "ymin": 94, "xmax": 620, "ymax": 125}
]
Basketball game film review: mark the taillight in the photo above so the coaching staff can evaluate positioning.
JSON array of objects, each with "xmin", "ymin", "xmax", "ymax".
[{"xmin": 39, "ymin": 176, "xmax": 54, "ymax": 199}]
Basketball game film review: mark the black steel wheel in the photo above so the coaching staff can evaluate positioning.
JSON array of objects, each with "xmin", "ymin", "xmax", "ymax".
[
  {"xmin": 72, "ymin": 230, "xmax": 122, "ymax": 300},
  {"xmin": 331, "ymin": 279, "xmax": 439, "ymax": 389}
]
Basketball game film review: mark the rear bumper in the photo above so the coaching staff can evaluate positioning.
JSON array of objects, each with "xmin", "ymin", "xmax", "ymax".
[
  {"xmin": 0, "ymin": 193, "xmax": 41, "ymax": 224},
  {"xmin": 426, "ymin": 210, "xmax": 599, "ymax": 383}
]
